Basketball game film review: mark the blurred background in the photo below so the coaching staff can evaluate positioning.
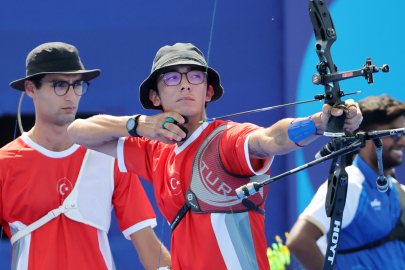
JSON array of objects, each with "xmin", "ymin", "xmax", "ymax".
[{"xmin": 0, "ymin": 0, "xmax": 404, "ymax": 269}]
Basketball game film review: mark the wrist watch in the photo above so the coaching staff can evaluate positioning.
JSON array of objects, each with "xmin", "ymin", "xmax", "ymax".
[{"xmin": 126, "ymin": 114, "xmax": 142, "ymax": 137}]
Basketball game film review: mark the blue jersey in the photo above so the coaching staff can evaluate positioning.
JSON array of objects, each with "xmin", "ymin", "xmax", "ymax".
[{"xmin": 301, "ymin": 156, "xmax": 405, "ymax": 270}]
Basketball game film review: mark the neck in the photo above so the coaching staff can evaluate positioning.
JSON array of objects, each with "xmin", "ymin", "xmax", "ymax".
[
  {"xmin": 28, "ymin": 117, "xmax": 74, "ymax": 152},
  {"xmin": 176, "ymin": 112, "xmax": 207, "ymax": 147}
]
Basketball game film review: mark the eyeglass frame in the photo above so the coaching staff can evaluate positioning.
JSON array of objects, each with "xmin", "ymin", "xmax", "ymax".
[
  {"xmin": 158, "ymin": 70, "xmax": 207, "ymax": 86},
  {"xmin": 35, "ymin": 80, "xmax": 90, "ymax": 96}
]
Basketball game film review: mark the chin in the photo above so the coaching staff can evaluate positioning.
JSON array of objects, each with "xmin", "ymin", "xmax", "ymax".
[
  {"xmin": 384, "ymin": 158, "xmax": 403, "ymax": 169},
  {"xmin": 56, "ymin": 115, "xmax": 76, "ymax": 126}
]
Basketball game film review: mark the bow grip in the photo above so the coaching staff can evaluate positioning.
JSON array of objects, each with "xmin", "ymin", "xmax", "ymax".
[{"xmin": 324, "ymin": 102, "xmax": 346, "ymax": 137}]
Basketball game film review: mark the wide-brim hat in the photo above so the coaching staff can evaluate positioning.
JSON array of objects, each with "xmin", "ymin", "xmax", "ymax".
[
  {"xmin": 10, "ymin": 42, "xmax": 100, "ymax": 91},
  {"xmin": 139, "ymin": 43, "xmax": 224, "ymax": 110}
]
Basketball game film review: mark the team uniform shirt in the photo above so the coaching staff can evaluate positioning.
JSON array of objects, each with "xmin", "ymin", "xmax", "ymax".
[
  {"xmin": 0, "ymin": 133, "xmax": 157, "ymax": 270},
  {"xmin": 117, "ymin": 120, "xmax": 273, "ymax": 270},
  {"xmin": 300, "ymin": 155, "xmax": 405, "ymax": 270}
]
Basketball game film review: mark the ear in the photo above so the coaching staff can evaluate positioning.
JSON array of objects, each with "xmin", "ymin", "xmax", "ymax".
[
  {"xmin": 24, "ymin": 80, "xmax": 36, "ymax": 99},
  {"xmin": 149, "ymin": 89, "xmax": 161, "ymax": 107},
  {"xmin": 205, "ymin": 85, "xmax": 214, "ymax": 102}
]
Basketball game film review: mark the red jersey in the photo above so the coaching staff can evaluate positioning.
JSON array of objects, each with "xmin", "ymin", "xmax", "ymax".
[
  {"xmin": 117, "ymin": 120, "xmax": 273, "ymax": 270},
  {"xmin": 0, "ymin": 133, "xmax": 156, "ymax": 270}
]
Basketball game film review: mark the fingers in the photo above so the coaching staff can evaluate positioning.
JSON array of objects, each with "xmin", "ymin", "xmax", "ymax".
[
  {"xmin": 161, "ymin": 122, "xmax": 186, "ymax": 141},
  {"xmin": 165, "ymin": 111, "xmax": 187, "ymax": 125},
  {"xmin": 320, "ymin": 100, "xmax": 363, "ymax": 132},
  {"xmin": 139, "ymin": 112, "xmax": 187, "ymax": 143},
  {"xmin": 320, "ymin": 104, "xmax": 332, "ymax": 124},
  {"xmin": 344, "ymin": 99, "xmax": 359, "ymax": 119},
  {"xmin": 343, "ymin": 118, "xmax": 362, "ymax": 132},
  {"xmin": 159, "ymin": 111, "xmax": 188, "ymax": 142},
  {"xmin": 344, "ymin": 99, "xmax": 362, "ymax": 131}
]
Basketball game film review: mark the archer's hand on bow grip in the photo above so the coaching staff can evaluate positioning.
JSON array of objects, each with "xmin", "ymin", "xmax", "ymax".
[{"xmin": 317, "ymin": 99, "xmax": 362, "ymax": 135}]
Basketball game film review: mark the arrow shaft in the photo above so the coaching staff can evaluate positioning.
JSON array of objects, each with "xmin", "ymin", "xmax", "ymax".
[{"xmin": 212, "ymin": 99, "xmax": 318, "ymax": 120}]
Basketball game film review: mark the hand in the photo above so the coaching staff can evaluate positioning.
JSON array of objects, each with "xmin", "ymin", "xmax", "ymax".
[
  {"xmin": 136, "ymin": 112, "xmax": 187, "ymax": 144},
  {"xmin": 314, "ymin": 99, "xmax": 363, "ymax": 134}
]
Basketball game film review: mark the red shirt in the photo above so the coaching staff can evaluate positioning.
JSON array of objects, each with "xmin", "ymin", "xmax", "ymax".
[
  {"xmin": 0, "ymin": 133, "xmax": 156, "ymax": 270},
  {"xmin": 118, "ymin": 121, "xmax": 273, "ymax": 270}
]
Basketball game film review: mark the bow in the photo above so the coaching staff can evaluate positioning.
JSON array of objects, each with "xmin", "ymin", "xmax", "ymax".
[
  {"xmin": 232, "ymin": 1, "xmax": 390, "ymax": 270},
  {"xmin": 159, "ymin": 1, "xmax": 390, "ymax": 269}
]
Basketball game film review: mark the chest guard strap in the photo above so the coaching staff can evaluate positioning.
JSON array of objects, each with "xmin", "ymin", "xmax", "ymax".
[
  {"xmin": 338, "ymin": 179, "xmax": 405, "ymax": 254},
  {"xmin": 171, "ymin": 123, "xmax": 269, "ymax": 232}
]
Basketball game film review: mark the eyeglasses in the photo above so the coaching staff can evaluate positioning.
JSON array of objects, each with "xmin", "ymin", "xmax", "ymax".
[
  {"xmin": 159, "ymin": 70, "xmax": 207, "ymax": 86},
  {"xmin": 37, "ymin": 80, "xmax": 90, "ymax": 96},
  {"xmin": 392, "ymin": 133, "xmax": 405, "ymax": 142}
]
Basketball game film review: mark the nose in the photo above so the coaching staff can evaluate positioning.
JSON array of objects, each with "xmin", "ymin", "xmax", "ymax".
[
  {"xmin": 179, "ymin": 73, "xmax": 191, "ymax": 91},
  {"xmin": 65, "ymin": 85, "xmax": 77, "ymax": 102}
]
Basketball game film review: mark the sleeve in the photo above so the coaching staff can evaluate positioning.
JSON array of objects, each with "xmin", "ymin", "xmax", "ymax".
[
  {"xmin": 116, "ymin": 136, "xmax": 157, "ymax": 183},
  {"xmin": 112, "ymin": 160, "xmax": 157, "ymax": 240},
  {"xmin": 299, "ymin": 175, "xmax": 363, "ymax": 234},
  {"xmin": 0, "ymin": 148, "xmax": 12, "ymax": 237},
  {"xmin": 219, "ymin": 123, "xmax": 273, "ymax": 176}
]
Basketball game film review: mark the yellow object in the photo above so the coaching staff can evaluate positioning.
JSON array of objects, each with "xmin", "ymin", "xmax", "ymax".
[{"xmin": 267, "ymin": 233, "xmax": 291, "ymax": 269}]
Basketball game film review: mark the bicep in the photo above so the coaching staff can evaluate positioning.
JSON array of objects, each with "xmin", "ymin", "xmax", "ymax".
[{"xmin": 248, "ymin": 129, "xmax": 273, "ymax": 159}]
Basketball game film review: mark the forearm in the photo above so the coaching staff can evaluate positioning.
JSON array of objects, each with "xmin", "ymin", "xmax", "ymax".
[
  {"xmin": 289, "ymin": 241, "xmax": 325, "ymax": 270},
  {"xmin": 139, "ymin": 245, "xmax": 171, "ymax": 270},
  {"xmin": 130, "ymin": 227, "xmax": 171, "ymax": 270},
  {"xmin": 248, "ymin": 113, "xmax": 323, "ymax": 158},
  {"xmin": 68, "ymin": 115, "xmax": 130, "ymax": 148},
  {"xmin": 287, "ymin": 219, "xmax": 326, "ymax": 270}
]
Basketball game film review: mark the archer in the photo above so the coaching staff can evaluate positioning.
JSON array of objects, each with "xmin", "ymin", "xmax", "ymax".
[{"xmin": 68, "ymin": 42, "xmax": 362, "ymax": 270}]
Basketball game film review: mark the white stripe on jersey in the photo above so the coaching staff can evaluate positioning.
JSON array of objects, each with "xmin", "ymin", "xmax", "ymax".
[
  {"xmin": 97, "ymin": 230, "xmax": 114, "ymax": 270},
  {"xmin": 210, "ymin": 213, "xmax": 243, "ymax": 270},
  {"xmin": 9, "ymin": 221, "xmax": 31, "ymax": 270}
]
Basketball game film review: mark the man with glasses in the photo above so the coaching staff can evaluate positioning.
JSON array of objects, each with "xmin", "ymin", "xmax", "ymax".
[
  {"xmin": 286, "ymin": 95, "xmax": 405, "ymax": 270},
  {"xmin": 67, "ymin": 43, "xmax": 362, "ymax": 270},
  {"xmin": 0, "ymin": 42, "xmax": 171, "ymax": 270}
]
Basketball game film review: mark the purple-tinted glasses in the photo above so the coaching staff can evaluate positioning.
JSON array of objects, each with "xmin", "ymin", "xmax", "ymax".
[{"xmin": 160, "ymin": 70, "xmax": 207, "ymax": 86}]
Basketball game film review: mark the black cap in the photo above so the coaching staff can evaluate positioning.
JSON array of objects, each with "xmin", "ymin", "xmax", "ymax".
[
  {"xmin": 139, "ymin": 43, "xmax": 224, "ymax": 110},
  {"xmin": 10, "ymin": 42, "xmax": 100, "ymax": 91}
]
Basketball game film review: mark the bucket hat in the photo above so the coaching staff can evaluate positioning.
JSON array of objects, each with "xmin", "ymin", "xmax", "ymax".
[
  {"xmin": 10, "ymin": 42, "xmax": 100, "ymax": 91},
  {"xmin": 139, "ymin": 43, "xmax": 224, "ymax": 110}
]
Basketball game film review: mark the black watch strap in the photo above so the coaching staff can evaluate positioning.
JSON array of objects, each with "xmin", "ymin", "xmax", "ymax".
[{"xmin": 128, "ymin": 114, "xmax": 143, "ymax": 137}]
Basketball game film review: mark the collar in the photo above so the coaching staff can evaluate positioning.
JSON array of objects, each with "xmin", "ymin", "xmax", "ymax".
[
  {"xmin": 174, "ymin": 122, "xmax": 209, "ymax": 155},
  {"xmin": 21, "ymin": 132, "xmax": 80, "ymax": 158}
]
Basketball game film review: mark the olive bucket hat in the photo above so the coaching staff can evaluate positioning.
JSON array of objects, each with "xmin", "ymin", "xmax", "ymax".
[
  {"xmin": 139, "ymin": 43, "xmax": 224, "ymax": 110},
  {"xmin": 10, "ymin": 42, "xmax": 100, "ymax": 91}
]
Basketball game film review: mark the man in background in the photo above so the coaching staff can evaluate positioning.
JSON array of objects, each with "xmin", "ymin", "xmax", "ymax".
[
  {"xmin": 287, "ymin": 95, "xmax": 405, "ymax": 270},
  {"xmin": 0, "ymin": 42, "xmax": 171, "ymax": 270}
]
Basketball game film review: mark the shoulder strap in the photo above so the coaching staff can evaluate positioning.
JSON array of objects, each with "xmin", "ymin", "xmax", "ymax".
[
  {"xmin": 338, "ymin": 179, "xmax": 405, "ymax": 254},
  {"xmin": 10, "ymin": 205, "xmax": 69, "ymax": 244}
]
